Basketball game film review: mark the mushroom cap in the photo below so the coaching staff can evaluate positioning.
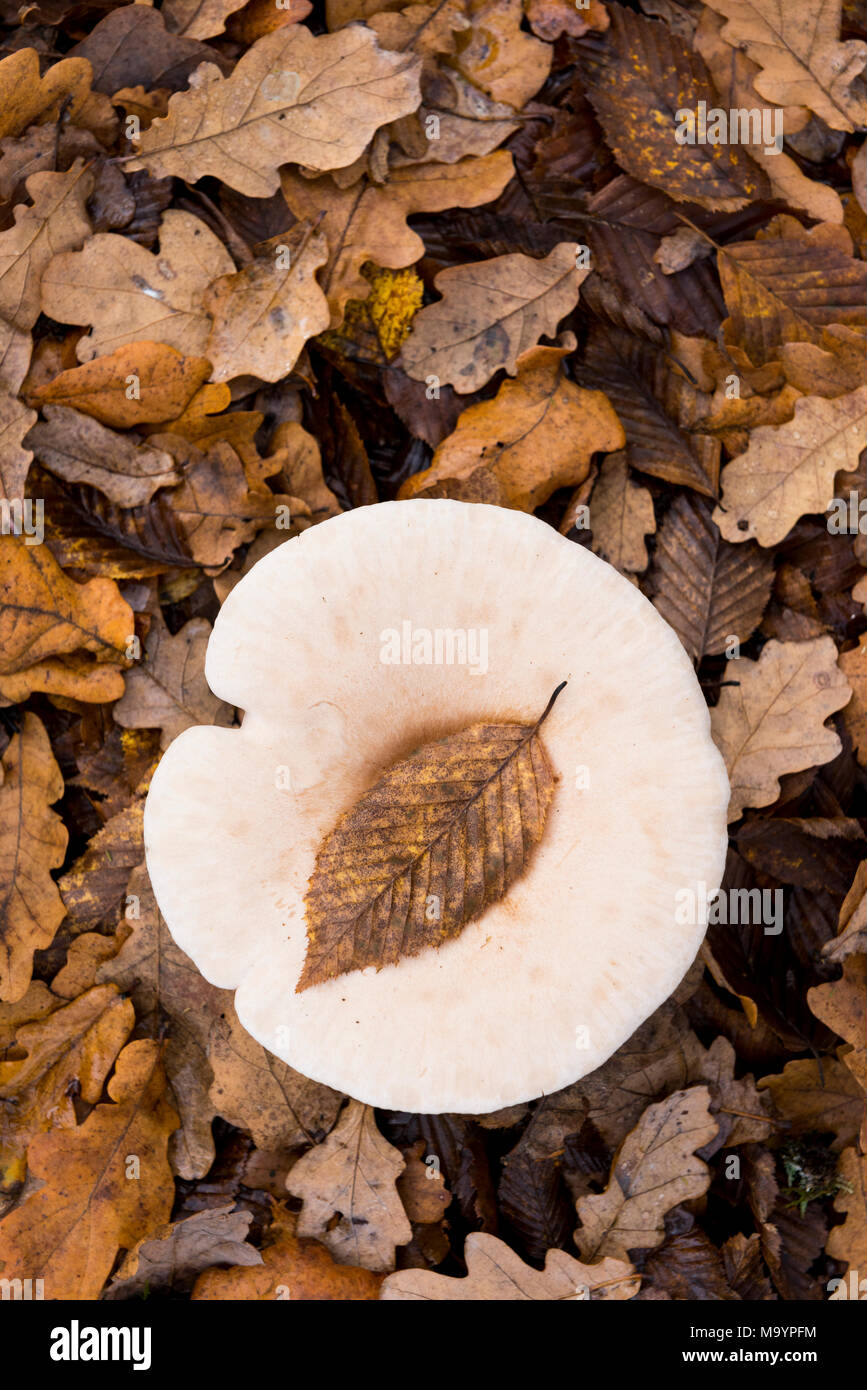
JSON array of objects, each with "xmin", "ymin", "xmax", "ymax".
[{"xmin": 144, "ymin": 500, "xmax": 729, "ymax": 1114}]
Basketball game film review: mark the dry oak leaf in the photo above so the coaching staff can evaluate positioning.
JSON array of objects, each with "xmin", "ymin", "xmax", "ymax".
[
  {"xmin": 58, "ymin": 803, "xmax": 144, "ymax": 931},
  {"xmin": 525, "ymin": 0, "xmax": 608, "ymax": 40},
  {"xmin": 838, "ymin": 634, "xmax": 867, "ymax": 770},
  {"xmin": 396, "ymin": 1140, "xmax": 451, "ymax": 1224},
  {"xmin": 574, "ymin": 1086, "xmax": 718, "ymax": 1263},
  {"xmin": 193, "ymin": 1205, "xmax": 382, "ymax": 1300},
  {"xmin": 0, "ymin": 387, "xmax": 35, "ymax": 502},
  {"xmin": 113, "ymin": 612, "xmax": 234, "ymax": 750},
  {"xmin": 0, "ymin": 1039, "xmax": 178, "ymax": 1300},
  {"xmin": 203, "ymin": 226, "xmax": 330, "ymax": 383},
  {"xmin": 128, "ymin": 25, "xmax": 422, "ymax": 197},
  {"xmin": 0, "ymin": 49, "xmax": 92, "ymax": 141},
  {"xmin": 151, "ymin": 436, "xmax": 294, "ymax": 568},
  {"xmin": 825, "ymin": 860, "xmax": 867, "ymax": 963},
  {"xmin": 0, "ymin": 163, "xmax": 93, "ymax": 334},
  {"xmin": 0, "ymin": 985, "xmax": 134, "ymax": 1189},
  {"xmin": 0, "ymin": 533, "xmax": 133, "ymax": 676},
  {"xmin": 27, "ymin": 343, "xmax": 213, "ymax": 429},
  {"xmin": 400, "ymin": 243, "xmax": 586, "ymax": 393},
  {"xmin": 826, "ymin": 1147, "xmax": 867, "ymax": 1275},
  {"xmin": 712, "ymin": 385, "xmax": 867, "ymax": 548},
  {"xmin": 808, "ymin": 955, "xmax": 867, "ymax": 1134},
  {"xmin": 227, "ymin": 0, "xmax": 313, "ymax": 45},
  {"xmin": 286, "ymin": 1100, "xmax": 412, "ymax": 1271},
  {"xmin": 106, "ymin": 1205, "xmax": 261, "ymax": 1299},
  {"xmin": 649, "ymin": 492, "xmax": 773, "ymax": 665},
  {"xmin": 382, "ymin": 1232, "xmax": 639, "ymax": 1300},
  {"xmin": 704, "ymin": 0, "xmax": 867, "ymax": 132},
  {"xmin": 453, "ymin": 0, "xmax": 551, "ymax": 108},
  {"xmin": 577, "ymin": 4, "xmax": 769, "ymax": 210},
  {"xmin": 26, "ymin": 406, "xmax": 180, "ymax": 507},
  {"xmin": 280, "ymin": 151, "xmax": 514, "ymax": 326},
  {"xmin": 710, "ymin": 636, "xmax": 851, "ymax": 822},
  {"xmin": 718, "ymin": 220, "xmax": 867, "ymax": 368},
  {"xmin": 90, "ymin": 862, "xmax": 225, "ymax": 1180},
  {"xmin": 757, "ymin": 1057, "xmax": 865, "ymax": 1152},
  {"xmin": 588, "ymin": 452, "xmax": 655, "ymax": 577},
  {"xmin": 398, "ymin": 346, "xmax": 624, "ymax": 512},
  {"xmin": 208, "ymin": 1002, "xmax": 344, "ymax": 1151},
  {"xmin": 163, "ymin": 0, "xmax": 249, "ymax": 39},
  {"xmin": 41, "ymin": 212, "xmax": 234, "ymax": 363},
  {"xmin": 0, "ymin": 715, "xmax": 66, "ymax": 1004},
  {"xmin": 298, "ymin": 683, "xmax": 564, "ymax": 992}
]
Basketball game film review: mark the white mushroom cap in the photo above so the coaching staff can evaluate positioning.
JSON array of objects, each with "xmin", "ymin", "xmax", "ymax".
[{"xmin": 144, "ymin": 500, "xmax": 729, "ymax": 1114}]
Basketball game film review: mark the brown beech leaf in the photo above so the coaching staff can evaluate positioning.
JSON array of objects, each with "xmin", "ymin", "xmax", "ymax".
[
  {"xmin": 0, "ymin": 534, "xmax": 133, "ymax": 683},
  {"xmin": 106, "ymin": 1205, "xmax": 260, "ymax": 1298},
  {"xmin": 41, "ymin": 212, "xmax": 234, "ymax": 362},
  {"xmin": 203, "ymin": 226, "xmax": 331, "ymax": 383},
  {"xmin": 382, "ymin": 1231, "xmax": 639, "ymax": 1300},
  {"xmin": 280, "ymin": 151, "xmax": 514, "ymax": 325},
  {"xmin": 713, "ymin": 386, "xmax": 867, "ymax": 547},
  {"xmin": 0, "ymin": 49, "xmax": 92, "ymax": 140},
  {"xmin": 398, "ymin": 346, "xmax": 624, "ymax": 511},
  {"xmin": 758, "ymin": 1057, "xmax": 865, "ymax": 1151},
  {"xmin": 0, "ymin": 386, "xmax": 35, "ymax": 501},
  {"xmin": 297, "ymin": 681, "xmax": 565, "ymax": 992},
  {"xmin": 27, "ymin": 343, "xmax": 213, "ymax": 428},
  {"xmin": 58, "ymin": 803, "xmax": 144, "ymax": 930},
  {"xmin": 0, "ymin": 1039, "xmax": 177, "ymax": 1299},
  {"xmin": 574, "ymin": 1087, "xmax": 718, "ymax": 1262},
  {"xmin": 400, "ymin": 243, "xmax": 585, "ymax": 393},
  {"xmin": 0, "ymin": 984, "xmax": 134, "ymax": 1189},
  {"xmin": 587, "ymin": 453, "xmax": 655, "ymax": 577},
  {"xmin": 26, "ymin": 406, "xmax": 180, "ymax": 506},
  {"xmin": 710, "ymin": 636, "xmax": 852, "ymax": 822},
  {"xmin": 193, "ymin": 1205, "xmax": 383, "ymax": 1300},
  {"xmin": 0, "ymin": 163, "xmax": 93, "ymax": 333},
  {"xmin": 208, "ymin": 1002, "xmax": 344, "ymax": 1150},
  {"xmin": 286, "ymin": 1100, "xmax": 412, "ymax": 1271},
  {"xmin": 113, "ymin": 612, "xmax": 234, "ymax": 750},
  {"xmin": 68, "ymin": 8, "xmax": 233, "ymax": 95},
  {"xmin": 718, "ymin": 220, "xmax": 867, "ymax": 367},
  {"xmin": 129, "ymin": 26, "xmax": 422, "ymax": 196},
  {"xmin": 649, "ymin": 493, "xmax": 773, "ymax": 663},
  {"xmin": 0, "ymin": 715, "xmax": 67, "ymax": 1003},
  {"xmin": 704, "ymin": 0, "xmax": 867, "ymax": 132},
  {"xmin": 577, "ymin": 4, "xmax": 768, "ymax": 209}
]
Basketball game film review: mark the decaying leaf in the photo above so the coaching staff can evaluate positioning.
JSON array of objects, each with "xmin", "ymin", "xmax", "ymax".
[
  {"xmin": 286, "ymin": 1100, "xmax": 412, "ymax": 1271},
  {"xmin": 587, "ymin": 453, "xmax": 655, "ymax": 577},
  {"xmin": 574, "ymin": 1087, "xmax": 718, "ymax": 1262},
  {"xmin": 113, "ymin": 613, "xmax": 234, "ymax": 750},
  {"xmin": 26, "ymin": 406, "xmax": 180, "ymax": 506},
  {"xmin": 106, "ymin": 1205, "xmax": 261, "ymax": 1298},
  {"xmin": 298, "ymin": 682, "xmax": 565, "ymax": 991},
  {"xmin": 382, "ymin": 1231, "xmax": 639, "ymax": 1300},
  {"xmin": 710, "ymin": 636, "xmax": 852, "ymax": 821},
  {"xmin": 27, "ymin": 343, "xmax": 213, "ymax": 428},
  {"xmin": 0, "ymin": 163, "xmax": 93, "ymax": 332}
]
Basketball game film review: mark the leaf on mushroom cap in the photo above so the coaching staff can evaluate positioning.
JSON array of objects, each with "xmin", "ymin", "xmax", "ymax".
[{"xmin": 298, "ymin": 681, "xmax": 565, "ymax": 992}]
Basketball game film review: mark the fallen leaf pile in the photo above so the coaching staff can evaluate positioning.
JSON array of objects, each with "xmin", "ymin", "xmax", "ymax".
[{"xmin": 1, "ymin": 0, "xmax": 867, "ymax": 1303}]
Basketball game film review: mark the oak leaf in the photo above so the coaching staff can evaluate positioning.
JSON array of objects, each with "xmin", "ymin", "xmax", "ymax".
[
  {"xmin": 588, "ymin": 453, "xmax": 655, "ymax": 577},
  {"xmin": 0, "ymin": 985, "xmax": 134, "ymax": 1188},
  {"xmin": 704, "ymin": 0, "xmax": 867, "ymax": 132},
  {"xmin": 0, "ymin": 386, "xmax": 35, "ymax": 501},
  {"xmin": 713, "ymin": 385, "xmax": 867, "ymax": 547},
  {"xmin": 825, "ymin": 861, "xmax": 867, "ymax": 964},
  {"xmin": 203, "ymin": 225, "xmax": 330, "ymax": 382},
  {"xmin": 808, "ymin": 954, "xmax": 867, "ymax": 1141},
  {"xmin": 129, "ymin": 25, "xmax": 422, "ymax": 196},
  {"xmin": 400, "ymin": 243, "xmax": 585, "ymax": 393},
  {"xmin": 280, "ymin": 151, "xmax": 514, "ymax": 325},
  {"xmin": 298, "ymin": 683, "xmax": 564, "ymax": 991},
  {"xmin": 41, "ymin": 212, "xmax": 234, "ymax": 362},
  {"xmin": 0, "ymin": 715, "xmax": 67, "ymax": 1003},
  {"xmin": 453, "ymin": 0, "xmax": 551, "ymax": 108},
  {"xmin": 710, "ymin": 636, "xmax": 852, "ymax": 821},
  {"xmin": 399, "ymin": 346, "xmax": 624, "ymax": 511},
  {"xmin": 649, "ymin": 493, "xmax": 773, "ymax": 663},
  {"xmin": 826, "ymin": 1147, "xmax": 867, "ymax": 1275},
  {"xmin": 382, "ymin": 1232, "xmax": 639, "ymax": 1300},
  {"xmin": 27, "ymin": 343, "xmax": 213, "ymax": 429},
  {"xmin": 68, "ymin": 6, "xmax": 233, "ymax": 95},
  {"xmin": 0, "ymin": 49, "xmax": 92, "ymax": 140},
  {"xmin": 286, "ymin": 1100, "xmax": 412, "ymax": 1270},
  {"xmin": 106, "ymin": 1205, "xmax": 261, "ymax": 1298},
  {"xmin": 0, "ymin": 1039, "xmax": 178, "ymax": 1299},
  {"xmin": 0, "ymin": 163, "xmax": 93, "ymax": 334},
  {"xmin": 26, "ymin": 406, "xmax": 180, "ymax": 506},
  {"xmin": 193, "ymin": 1205, "xmax": 382, "ymax": 1299},
  {"xmin": 163, "ymin": 0, "xmax": 248, "ymax": 39},
  {"xmin": 574, "ymin": 1087, "xmax": 718, "ymax": 1262},
  {"xmin": 113, "ymin": 612, "xmax": 233, "ymax": 750},
  {"xmin": 757, "ymin": 1058, "xmax": 864, "ymax": 1152},
  {"xmin": 838, "ymin": 634, "xmax": 867, "ymax": 769}
]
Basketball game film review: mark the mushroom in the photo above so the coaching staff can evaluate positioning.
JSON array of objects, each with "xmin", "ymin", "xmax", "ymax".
[{"xmin": 143, "ymin": 499, "xmax": 729, "ymax": 1114}]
